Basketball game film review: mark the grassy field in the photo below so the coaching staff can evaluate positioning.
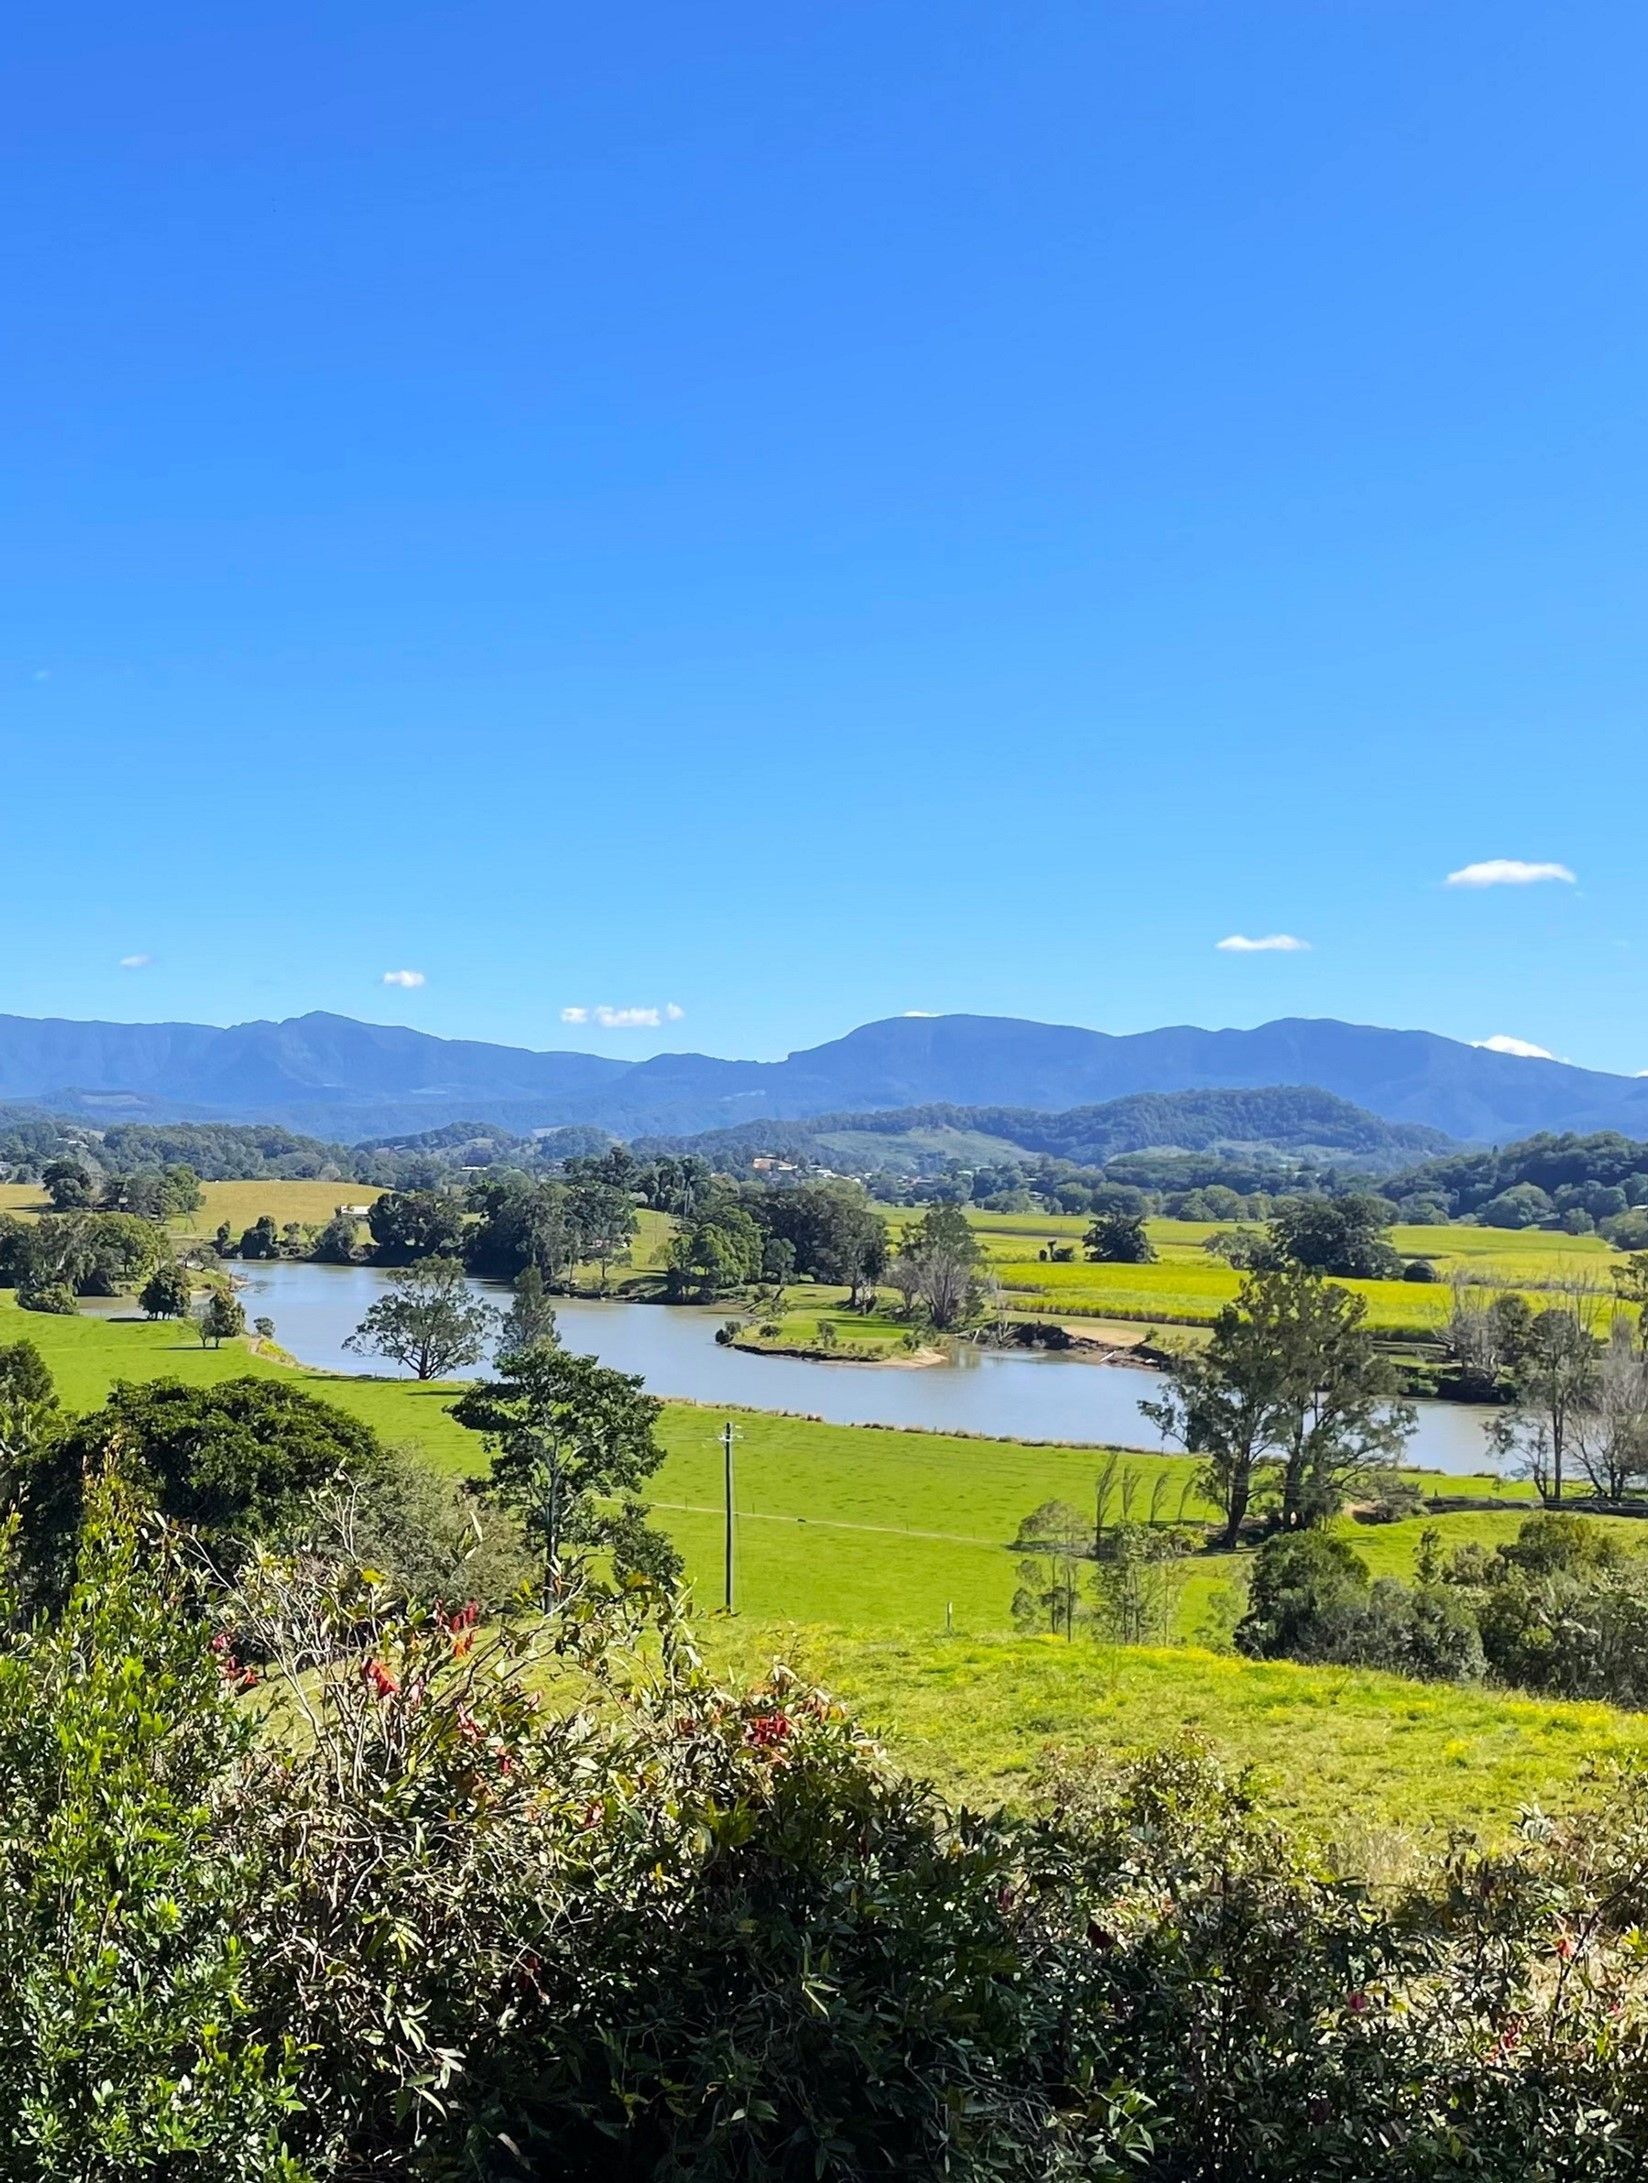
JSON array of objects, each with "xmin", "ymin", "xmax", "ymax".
[
  {"xmin": 5, "ymin": 1287, "xmax": 1638, "ymax": 1844},
  {"xmin": 0, "ymin": 1287, "xmax": 1529, "ymax": 1651},
  {"xmin": 0, "ymin": 1185, "xmax": 676, "ymax": 1293},
  {"xmin": 0, "ymin": 1177, "xmax": 385, "ymax": 1235},
  {"xmin": 717, "ymin": 1626, "xmax": 1648, "ymax": 1842}
]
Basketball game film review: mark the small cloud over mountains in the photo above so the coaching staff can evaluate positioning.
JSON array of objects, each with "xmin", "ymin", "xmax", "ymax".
[
  {"xmin": 1446, "ymin": 859, "xmax": 1576, "ymax": 888},
  {"xmin": 1215, "ymin": 934, "xmax": 1310, "ymax": 953},
  {"xmin": 1473, "ymin": 1034, "xmax": 1556, "ymax": 1060},
  {"xmin": 118, "ymin": 953, "xmax": 152, "ymax": 970},
  {"xmin": 381, "ymin": 969, "xmax": 426, "ymax": 989},
  {"xmin": 562, "ymin": 1002, "xmax": 686, "ymax": 1030}
]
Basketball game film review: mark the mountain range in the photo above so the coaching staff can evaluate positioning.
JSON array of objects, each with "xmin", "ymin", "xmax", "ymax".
[{"xmin": 2, "ymin": 1009, "xmax": 1646, "ymax": 1145}]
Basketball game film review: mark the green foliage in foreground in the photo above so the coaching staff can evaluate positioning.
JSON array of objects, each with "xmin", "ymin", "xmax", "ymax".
[
  {"xmin": 8, "ymin": 1494, "xmax": 1648, "ymax": 2177},
  {"xmin": 11, "ymin": 1301, "xmax": 1648, "ymax": 2172}
]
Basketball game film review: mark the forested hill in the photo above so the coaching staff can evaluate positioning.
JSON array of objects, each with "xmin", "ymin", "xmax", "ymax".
[
  {"xmin": 1383, "ymin": 1131, "xmax": 1648, "ymax": 1227},
  {"xmin": 634, "ymin": 1087, "xmax": 1452, "ymax": 1173}
]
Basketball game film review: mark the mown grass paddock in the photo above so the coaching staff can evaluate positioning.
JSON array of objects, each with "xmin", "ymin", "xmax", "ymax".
[{"xmin": 711, "ymin": 1626, "xmax": 1648, "ymax": 1843}]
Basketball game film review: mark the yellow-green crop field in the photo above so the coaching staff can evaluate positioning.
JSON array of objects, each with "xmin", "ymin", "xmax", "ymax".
[{"xmin": 916, "ymin": 1208, "xmax": 1629, "ymax": 1335}]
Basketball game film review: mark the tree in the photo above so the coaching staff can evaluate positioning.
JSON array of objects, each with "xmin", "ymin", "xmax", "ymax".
[
  {"xmin": 450, "ymin": 1344, "xmax": 676, "ymax": 1596},
  {"xmin": 1142, "ymin": 1269, "xmax": 1412, "ymax": 1540},
  {"xmin": 1479, "ymin": 1184, "xmax": 1556, "ymax": 1230},
  {"xmin": 466, "ymin": 1177, "xmax": 579, "ymax": 1285},
  {"xmin": 566, "ymin": 1176, "xmax": 637, "ymax": 1292},
  {"xmin": 366, "ymin": 1189, "xmax": 468, "ymax": 1264},
  {"xmin": 0, "ymin": 1340, "xmax": 60, "ymax": 1485},
  {"xmin": 139, "ymin": 1260, "xmax": 192, "ymax": 1320},
  {"xmin": 1085, "ymin": 1211, "xmax": 1156, "ymax": 1264},
  {"xmin": 1570, "ymin": 1320, "xmax": 1648, "ymax": 1502},
  {"xmin": 7, "ymin": 1375, "xmax": 386, "ymax": 1613},
  {"xmin": 14, "ymin": 1212, "xmax": 166, "ymax": 1301},
  {"xmin": 40, "ymin": 1158, "xmax": 95, "ymax": 1211},
  {"xmin": 1442, "ymin": 1282, "xmax": 1525, "ymax": 1400},
  {"xmin": 56, "ymin": 1377, "xmax": 385, "ymax": 1544},
  {"xmin": 1236, "ymin": 1530, "xmax": 1371, "ymax": 1659},
  {"xmin": 1264, "ymin": 1270, "xmax": 1414, "ymax": 1529},
  {"xmin": 238, "ymin": 1214, "xmax": 281, "ymax": 1260},
  {"xmin": 1267, "ymin": 1194, "xmax": 1400, "ymax": 1279},
  {"xmin": 498, "ymin": 1264, "xmax": 559, "ymax": 1357},
  {"xmin": 755, "ymin": 1184, "xmax": 886, "ymax": 1303},
  {"xmin": 1009, "ymin": 1500, "xmax": 1088, "ymax": 1637},
  {"xmin": 344, "ymin": 1256, "xmax": 496, "ymax": 1381},
  {"xmin": 1490, "ymin": 1303, "xmax": 1602, "ymax": 1503},
  {"xmin": 665, "ymin": 1207, "xmax": 764, "ymax": 1301},
  {"xmin": 1092, "ymin": 1520, "xmax": 1191, "ymax": 1646},
  {"xmin": 1140, "ymin": 1288, "xmax": 1292, "ymax": 1548},
  {"xmin": 162, "ymin": 1161, "xmax": 204, "ymax": 1217},
  {"xmin": 888, "ymin": 1205, "xmax": 982, "ymax": 1331},
  {"xmin": 196, "ymin": 1288, "xmax": 246, "ymax": 1348},
  {"xmin": 312, "ymin": 1210, "xmax": 361, "ymax": 1264}
]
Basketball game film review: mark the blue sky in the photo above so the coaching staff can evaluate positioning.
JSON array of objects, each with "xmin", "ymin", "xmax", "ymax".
[{"xmin": 4, "ymin": 2, "xmax": 1645, "ymax": 1071}]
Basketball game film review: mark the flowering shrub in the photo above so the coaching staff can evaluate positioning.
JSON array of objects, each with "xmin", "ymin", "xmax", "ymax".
[
  {"xmin": 5, "ymin": 1493, "xmax": 1648, "ymax": 2178},
  {"xmin": 0, "ymin": 1490, "xmax": 303, "ymax": 2180}
]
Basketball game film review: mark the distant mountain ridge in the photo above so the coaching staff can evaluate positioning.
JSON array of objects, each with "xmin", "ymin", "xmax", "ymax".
[{"xmin": 2, "ymin": 1008, "xmax": 1645, "ymax": 1144}]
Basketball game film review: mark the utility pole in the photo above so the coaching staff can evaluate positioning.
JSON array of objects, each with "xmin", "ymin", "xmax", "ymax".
[{"xmin": 722, "ymin": 1419, "xmax": 737, "ymax": 1612}]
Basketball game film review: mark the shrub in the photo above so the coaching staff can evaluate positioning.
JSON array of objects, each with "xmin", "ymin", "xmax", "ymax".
[
  {"xmin": 0, "ymin": 1488, "xmax": 302, "ymax": 2176},
  {"xmin": 10, "ymin": 1492, "xmax": 1648, "ymax": 2177}
]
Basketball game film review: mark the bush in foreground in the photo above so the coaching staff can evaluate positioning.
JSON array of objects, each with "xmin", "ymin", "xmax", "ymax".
[{"xmin": 6, "ymin": 1491, "xmax": 1648, "ymax": 2178}]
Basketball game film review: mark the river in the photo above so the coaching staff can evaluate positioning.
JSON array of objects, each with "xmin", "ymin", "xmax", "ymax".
[{"xmin": 229, "ymin": 1258, "xmax": 1504, "ymax": 1479}]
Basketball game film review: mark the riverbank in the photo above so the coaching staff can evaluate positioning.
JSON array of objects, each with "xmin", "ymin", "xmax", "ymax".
[
  {"xmin": 219, "ymin": 1259, "xmax": 1508, "ymax": 1472},
  {"xmin": 8, "ymin": 1291, "xmax": 1631, "ymax": 1854}
]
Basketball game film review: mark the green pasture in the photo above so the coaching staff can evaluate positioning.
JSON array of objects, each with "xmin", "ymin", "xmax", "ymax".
[
  {"xmin": 0, "ymin": 1177, "xmax": 386, "ymax": 1234},
  {"xmin": 6, "ymin": 1290, "xmax": 1640, "ymax": 1845},
  {"xmin": 0, "ymin": 1290, "xmax": 1528, "ymax": 1651},
  {"xmin": 718, "ymin": 1626, "xmax": 1648, "ymax": 1843}
]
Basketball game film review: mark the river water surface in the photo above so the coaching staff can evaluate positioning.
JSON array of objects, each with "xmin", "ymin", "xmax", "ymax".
[{"xmin": 231, "ymin": 1258, "xmax": 1503, "ymax": 1479}]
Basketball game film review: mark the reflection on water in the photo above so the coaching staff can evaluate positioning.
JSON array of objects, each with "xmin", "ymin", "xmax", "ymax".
[{"xmin": 230, "ymin": 1258, "xmax": 1502, "ymax": 1479}]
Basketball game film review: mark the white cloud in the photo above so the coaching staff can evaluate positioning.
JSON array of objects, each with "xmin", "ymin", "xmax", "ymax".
[
  {"xmin": 118, "ymin": 953, "xmax": 152, "ymax": 970},
  {"xmin": 1215, "ymin": 933, "xmax": 1311, "ymax": 953},
  {"xmin": 902, "ymin": 1009, "xmax": 940, "ymax": 1018},
  {"xmin": 562, "ymin": 1002, "xmax": 684, "ymax": 1030},
  {"xmin": 1473, "ymin": 1034, "xmax": 1556, "ymax": 1060},
  {"xmin": 1446, "ymin": 859, "xmax": 1576, "ymax": 888},
  {"xmin": 381, "ymin": 969, "xmax": 426, "ymax": 989}
]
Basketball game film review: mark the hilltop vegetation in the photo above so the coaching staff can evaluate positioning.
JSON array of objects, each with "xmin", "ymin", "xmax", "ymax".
[
  {"xmin": 638, "ymin": 1083, "xmax": 1450, "ymax": 1176},
  {"xmin": 1385, "ymin": 1129, "xmax": 1648, "ymax": 1243}
]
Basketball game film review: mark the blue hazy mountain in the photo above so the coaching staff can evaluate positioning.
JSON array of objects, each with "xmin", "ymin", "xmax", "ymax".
[{"xmin": 0, "ymin": 1009, "xmax": 1643, "ymax": 1144}]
